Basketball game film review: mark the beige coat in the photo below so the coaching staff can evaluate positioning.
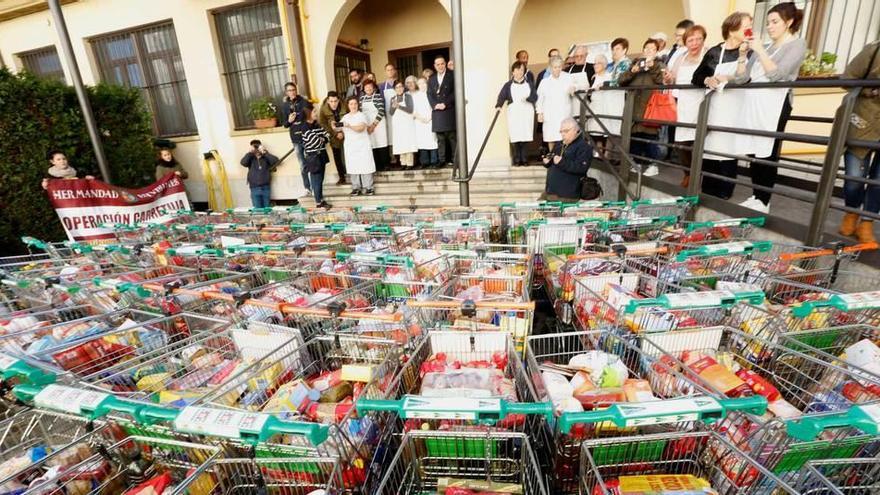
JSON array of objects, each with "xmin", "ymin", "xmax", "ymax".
[{"xmin": 843, "ymin": 41, "xmax": 880, "ymax": 159}]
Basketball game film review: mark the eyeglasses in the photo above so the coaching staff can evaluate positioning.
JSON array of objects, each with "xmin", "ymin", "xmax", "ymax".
[{"xmin": 560, "ymin": 127, "xmax": 575, "ymax": 133}]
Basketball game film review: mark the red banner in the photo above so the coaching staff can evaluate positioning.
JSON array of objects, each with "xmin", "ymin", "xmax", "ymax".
[{"xmin": 47, "ymin": 173, "xmax": 190, "ymax": 242}]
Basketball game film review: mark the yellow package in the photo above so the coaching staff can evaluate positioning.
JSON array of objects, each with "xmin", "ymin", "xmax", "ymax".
[
  {"xmin": 136, "ymin": 372, "xmax": 172, "ymax": 392},
  {"xmin": 619, "ymin": 474, "xmax": 713, "ymax": 494},
  {"xmin": 247, "ymin": 361, "xmax": 282, "ymax": 391},
  {"xmin": 158, "ymin": 389, "xmax": 206, "ymax": 406}
]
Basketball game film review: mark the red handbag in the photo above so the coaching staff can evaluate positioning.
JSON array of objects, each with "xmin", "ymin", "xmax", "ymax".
[{"xmin": 643, "ymin": 90, "xmax": 677, "ymax": 127}]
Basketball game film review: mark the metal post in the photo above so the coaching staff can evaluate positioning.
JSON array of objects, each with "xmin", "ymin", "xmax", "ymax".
[
  {"xmin": 617, "ymin": 91, "xmax": 635, "ymax": 201},
  {"xmin": 686, "ymin": 93, "xmax": 713, "ymax": 220},
  {"xmin": 285, "ymin": 0, "xmax": 311, "ymax": 97},
  {"xmin": 451, "ymin": 0, "xmax": 469, "ymax": 206},
  {"xmin": 48, "ymin": 0, "xmax": 111, "ymax": 183},
  {"xmin": 805, "ymin": 89, "xmax": 858, "ymax": 246}
]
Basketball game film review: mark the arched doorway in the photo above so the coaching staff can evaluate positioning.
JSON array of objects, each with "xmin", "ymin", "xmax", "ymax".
[{"xmin": 333, "ymin": 0, "xmax": 452, "ymax": 93}]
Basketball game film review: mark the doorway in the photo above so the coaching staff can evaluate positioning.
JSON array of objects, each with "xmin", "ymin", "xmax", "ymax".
[{"xmin": 389, "ymin": 43, "xmax": 450, "ymax": 80}]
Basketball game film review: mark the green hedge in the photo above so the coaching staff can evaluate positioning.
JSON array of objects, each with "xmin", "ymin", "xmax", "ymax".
[{"xmin": 0, "ymin": 69, "xmax": 156, "ymax": 255}]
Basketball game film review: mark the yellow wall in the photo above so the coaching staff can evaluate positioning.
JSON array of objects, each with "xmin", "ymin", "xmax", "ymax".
[
  {"xmin": 511, "ymin": 0, "xmax": 686, "ymax": 62},
  {"xmin": 337, "ymin": 0, "xmax": 452, "ymax": 73}
]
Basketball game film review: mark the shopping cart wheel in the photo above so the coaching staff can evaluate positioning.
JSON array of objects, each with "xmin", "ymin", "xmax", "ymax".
[
  {"xmin": 327, "ymin": 301, "xmax": 346, "ymax": 317},
  {"xmin": 461, "ymin": 299, "xmax": 477, "ymax": 318}
]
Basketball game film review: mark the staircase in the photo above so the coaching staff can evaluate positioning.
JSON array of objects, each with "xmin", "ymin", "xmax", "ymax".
[{"xmin": 297, "ymin": 166, "xmax": 548, "ymax": 208}]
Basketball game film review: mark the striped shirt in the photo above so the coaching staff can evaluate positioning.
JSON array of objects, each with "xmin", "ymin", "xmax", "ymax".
[
  {"xmin": 301, "ymin": 123, "xmax": 330, "ymax": 155},
  {"xmin": 359, "ymin": 93, "xmax": 385, "ymax": 122}
]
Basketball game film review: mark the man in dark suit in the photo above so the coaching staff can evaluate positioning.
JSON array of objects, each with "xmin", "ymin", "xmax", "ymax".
[{"xmin": 427, "ymin": 55, "xmax": 456, "ymax": 168}]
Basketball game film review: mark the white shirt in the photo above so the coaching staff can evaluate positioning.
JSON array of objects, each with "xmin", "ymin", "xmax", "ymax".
[{"xmin": 436, "ymin": 71, "xmax": 446, "ymax": 87}]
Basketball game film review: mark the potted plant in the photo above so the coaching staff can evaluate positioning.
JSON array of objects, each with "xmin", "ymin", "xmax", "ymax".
[
  {"xmin": 800, "ymin": 51, "xmax": 839, "ymax": 78},
  {"xmin": 248, "ymin": 97, "xmax": 278, "ymax": 128}
]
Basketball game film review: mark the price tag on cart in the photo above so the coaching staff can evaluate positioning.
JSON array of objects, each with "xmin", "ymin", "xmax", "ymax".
[
  {"xmin": 835, "ymin": 292, "xmax": 880, "ymax": 311},
  {"xmin": 0, "ymin": 353, "xmax": 20, "ymax": 371},
  {"xmin": 34, "ymin": 384, "xmax": 110, "ymax": 415},
  {"xmin": 174, "ymin": 406, "xmax": 270, "ymax": 439},
  {"xmin": 398, "ymin": 396, "xmax": 502, "ymax": 420}
]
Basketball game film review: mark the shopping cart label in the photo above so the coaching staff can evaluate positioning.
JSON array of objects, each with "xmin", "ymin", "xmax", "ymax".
[
  {"xmin": 174, "ymin": 406, "xmax": 269, "ymax": 439},
  {"xmin": 708, "ymin": 218, "xmax": 750, "ymax": 227},
  {"xmin": 661, "ymin": 291, "xmax": 732, "ymax": 309},
  {"xmin": 575, "ymin": 201, "xmax": 603, "ymax": 208},
  {"xmin": 835, "ymin": 292, "xmax": 880, "ymax": 311},
  {"xmin": 626, "ymin": 217, "xmax": 654, "ymax": 226},
  {"xmin": 344, "ymin": 224, "xmax": 371, "ymax": 232},
  {"xmin": 701, "ymin": 241, "xmax": 754, "ymax": 255},
  {"xmin": 642, "ymin": 197, "xmax": 678, "ymax": 205},
  {"xmin": 0, "ymin": 353, "xmax": 19, "ymax": 371},
  {"xmin": 861, "ymin": 403, "xmax": 880, "ymax": 424},
  {"xmin": 34, "ymin": 384, "xmax": 110, "ymax": 415},
  {"xmin": 399, "ymin": 396, "xmax": 501, "ymax": 420},
  {"xmin": 546, "ymin": 217, "xmax": 578, "ymax": 225},
  {"xmin": 510, "ymin": 202, "xmax": 540, "ymax": 208},
  {"xmin": 617, "ymin": 397, "xmax": 721, "ymax": 426}
]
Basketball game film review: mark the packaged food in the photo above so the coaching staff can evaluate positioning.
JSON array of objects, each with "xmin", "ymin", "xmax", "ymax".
[
  {"xmin": 436, "ymin": 477, "xmax": 523, "ymax": 494},
  {"xmin": 623, "ymin": 379, "xmax": 655, "ymax": 402},
  {"xmin": 681, "ymin": 352, "xmax": 751, "ymax": 397},
  {"xmin": 734, "ymin": 369, "xmax": 780, "ymax": 401},
  {"xmin": 574, "ymin": 387, "xmax": 626, "ymax": 409},
  {"xmin": 616, "ymin": 474, "xmax": 717, "ymax": 494}
]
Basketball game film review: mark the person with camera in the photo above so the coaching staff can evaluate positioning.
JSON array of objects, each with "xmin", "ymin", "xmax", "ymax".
[
  {"xmin": 618, "ymin": 38, "xmax": 666, "ymax": 178},
  {"xmin": 239, "ymin": 139, "xmax": 280, "ymax": 208},
  {"xmin": 318, "ymin": 91, "xmax": 348, "ymax": 186},
  {"xmin": 540, "ymin": 117, "xmax": 592, "ymax": 202}
]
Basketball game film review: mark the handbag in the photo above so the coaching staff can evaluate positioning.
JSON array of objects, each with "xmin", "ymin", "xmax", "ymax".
[
  {"xmin": 643, "ymin": 90, "xmax": 677, "ymax": 128},
  {"xmin": 580, "ymin": 176, "xmax": 603, "ymax": 200}
]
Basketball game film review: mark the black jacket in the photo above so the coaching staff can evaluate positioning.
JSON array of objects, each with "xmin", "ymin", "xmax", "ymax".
[
  {"xmin": 495, "ymin": 78, "xmax": 537, "ymax": 108},
  {"xmin": 544, "ymin": 135, "xmax": 592, "ymax": 200},
  {"xmin": 240, "ymin": 151, "xmax": 279, "ymax": 188},
  {"xmin": 427, "ymin": 70, "xmax": 456, "ymax": 132},
  {"xmin": 281, "ymin": 95, "xmax": 314, "ymax": 145}
]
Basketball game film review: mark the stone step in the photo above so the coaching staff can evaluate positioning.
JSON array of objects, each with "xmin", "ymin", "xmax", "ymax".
[
  {"xmin": 322, "ymin": 177, "xmax": 546, "ymax": 196},
  {"xmin": 326, "ymin": 166, "xmax": 548, "ymax": 184},
  {"xmin": 298, "ymin": 190, "xmax": 540, "ymax": 209}
]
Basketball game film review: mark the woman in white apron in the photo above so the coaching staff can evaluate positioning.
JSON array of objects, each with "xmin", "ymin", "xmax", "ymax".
[
  {"xmin": 413, "ymin": 77, "xmax": 439, "ymax": 168},
  {"xmin": 495, "ymin": 61, "xmax": 537, "ymax": 166},
  {"xmin": 667, "ymin": 25, "xmax": 707, "ymax": 188},
  {"xmin": 734, "ymin": 3, "xmax": 807, "ymax": 212},
  {"xmin": 341, "ymin": 96, "xmax": 377, "ymax": 196},
  {"xmin": 390, "ymin": 80, "xmax": 418, "ymax": 168},
  {"xmin": 360, "ymin": 80, "xmax": 390, "ymax": 171},
  {"xmin": 537, "ymin": 56, "xmax": 574, "ymax": 147},
  {"xmin": 586, "ymin": 54, "xmax": 614, "ymax": 159},
  {"xmin": 692, "ymin": 12, "xmax": 753, "ymax": 200}
]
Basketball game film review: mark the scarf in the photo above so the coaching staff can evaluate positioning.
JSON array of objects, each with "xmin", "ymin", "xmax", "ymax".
[{"xmin": 47, "ymin": 165, "xmax": 77, "ymax": 178}]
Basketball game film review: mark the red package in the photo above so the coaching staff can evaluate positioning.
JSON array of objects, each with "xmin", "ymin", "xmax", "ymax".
[
  {"xmin": 593, "ymin": 479, "xmax": 620, "ymax": 495},
  {"xmin": 124, "ymin": 472, "xmax": 172, "ymax": 495},
  {"xmin": 574, "ymin": 388, "xmax": 626, "ymax": 409},
  {"xmin": 735, "ymin": 369, "xmax": 780, "ymax": 401}
]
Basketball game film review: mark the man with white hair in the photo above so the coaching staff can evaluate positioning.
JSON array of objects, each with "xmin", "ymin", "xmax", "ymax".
[
  {"xmin": 565, "ymin": 44, "xmax": 595, "ymax": 117},
  {"xmin": 540, "ymin": 117, "xmax": 592, "ymax": 201},
  {"xmin": 653, "ymin": 32, "xmax": 671, "ymax": 61}
]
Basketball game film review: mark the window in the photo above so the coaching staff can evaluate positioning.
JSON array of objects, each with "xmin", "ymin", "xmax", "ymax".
[
  {"xmin": 215, "ymin": 1, "xmax": 288, "ymax": 129},
  {"xmin": 18, "ymin": 46, "xmax": 65, "ymax": 82},
  {"xmin": 92, "ymin": 22, "xmax": 197, "ymax": 137},
  {"xmin": 388, "ymin": 44, "xmax": 451, "ymax": 81},
  {"xmin": 334, "ymin": 46, "xmax": 370, "ymax": 93},
  {"xmin": 754, "ymin": 0, "xmax": 880, "ymax": 73}
]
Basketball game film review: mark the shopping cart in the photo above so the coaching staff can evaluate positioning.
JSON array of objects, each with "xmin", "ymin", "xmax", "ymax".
[
  {"xmin": 173, "ymin": 454, "xmax": 345, "ymax": 494},
  {"xmin": 624, "ymin": 195, "xmax": 698, "ymax": 219},
  {"xmin": 391, "ymin": 207, "xmax": 444, "ymax": 226},
  {"xmin": 639, "ymin": 325, "xmax": 880, "ymax": 482},
  {"xmin": 418, "ymin": 220, "xmax": 493, "ymax": 250},
  {"xmin": 333, "ymin": 251, "xmax": 453, "ymax": 302},
  {"xmin": 586, "ymin": 216, "xmax": 679, "ymax": 246},
  {"xmin": 336, "ymin": 223, "xmax": 420, "ymax": 254},
  {"xmin": 444, "ymin": 248, "xmax": 532, "ymax": 302},
  {"xmin": 373, "ymin": 430, "xmax": 549, "ymax": 495},
  {"xmin": 353, "ymin": 205, "xmax": 397, "ymax": 224},
  {"xmin": 308, "ymin": 207, "xmax": 354, "ymax": 224},
  {"xmin": 500, "ymin": 201, "xmax": 564, "ymax": 245},
  {"xmin": 408, "ymin": 295, "xmax": 535, "ymax": 354},
  {"xmin": 579, "ymin": 429, "xmax": 799, "ymax": 495},
  {"xmin": 525, "ymin": 329, "xmax": 767, "ymax": 493},
  {"xmin": 795, "ymin": 457, "xmax": 880, "ymax": 494},
  {"xmin": 443, "ymin": 206, "xmax": 506, "ymax": 242}
]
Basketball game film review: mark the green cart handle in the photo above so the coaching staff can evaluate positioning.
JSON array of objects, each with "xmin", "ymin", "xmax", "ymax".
[
  {"xmin": 186, "ymin": 225, "xmax": 214, "ymax": 234},
  {"xmin": 786, "ymin": 404, "xmax": 880, "ymax": 441},
  {"xmin": 791, "ymin": 292, "xmax": 880, "ymax": 318},
  {"xmin": 675, "ymin": 240, "xmax": 772, "ymax": 262},
  {"xmin": 356, "ymin": 396, "xmax": 554, "ymax": 422},
  {"xmin": 256, "ymin": 416, "xmax": 330, "ymax": 446},
  {"xmin": 138, "ymin": 404, "xmax": 181, "ymax": 425},
  {"xmin": 599, "ymin": 215, "xmax": 678, "ymax": 230},
  {"xmin": 21, "ymin": 237, "xmax": 48, "ymax": 250},
  {"xmin": 196, "ymin": 248, "xmax": 224, "ymax": 257},
  {"xmin": 226, "ymin": 245, "xmax": 273, "ymax": 254},
  {"xmin": 623, "ymin": 289, "xmax": 765, "ymax": 314},
  {"xmin": 367, "ymin": 224, "xmax": 393, "ymax": 235},
  {"xmin": 557, "ymin": 396, "xmax": 767, "ymax": 434},
  {"xmin": 105, "ymin": 245, "xmax": 131, "ymax": 254},
  {"xmin": 65, "ymin": 242, "xmax": 94, "ymax": 254},
  {"xmin": 245, "ymin": 207, "xmax": 273, "ymax": 214},
  {"xmin": 0, "ymin": 358, "xmax": 56, "ymax": 386},
  {"xmin": 685, "ymin": 217, "xmax": 766, "ymax": 233},
  {"xmin": 285, "ymin": 206, "xmax": 307, "ymax": 214},
  {"xmin": 355, "ymin": 205, "xmax": 388, "ymax": 212}
]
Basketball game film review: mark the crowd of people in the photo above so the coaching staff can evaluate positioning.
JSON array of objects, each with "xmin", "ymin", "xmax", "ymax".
[{"xmin": 39, "ymin": 1, "xmax": 880, "ymax": 243}]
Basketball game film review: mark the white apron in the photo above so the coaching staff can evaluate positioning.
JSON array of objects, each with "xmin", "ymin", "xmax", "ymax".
[
  {"xmin": 674, "ymin": 57, "xmax": 704, "ymax": 143},
  {"xmin": 382, "ymin": 84, "xmax": 396, "ymax": 146},
  {"xmin": 391, "ymin": 95, "xmax": 418, "ymax": 154},
  {"xmin": 537, "ymin": 72, "xmax": 573, "ymax": 142},
  {"xmin": 362, "ymin": 97, "xmax": 388, "ymax": 149},
  {"xmin": 341, "ymin": 112, "xmax": 376, "ymax": 174},
  {"xmin": 569, "ymin": 65, "xmax": 591, "ymax": 116},
  {"xmin": 704, "ymin": 48, "xmax": 744, "ymax": 159},
  {"xmin": 507, "ymin": 80, "xmax": 535, "ymax": 143},
  {"xmin": 736, "ymin": 44, "xmax": 790, "ymax": 158},
  {"xmin": 413, "ymin": 92, "xmax": 438, "ymax": 150},
  {"xmin": 587, "ymin": 73, "xmax": 622, "ymax": 136}
]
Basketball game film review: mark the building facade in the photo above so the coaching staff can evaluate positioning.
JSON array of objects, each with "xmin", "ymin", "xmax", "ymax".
[{"xmin": 0, "ymin": 0, "xmax": 876, "ymax": 205}]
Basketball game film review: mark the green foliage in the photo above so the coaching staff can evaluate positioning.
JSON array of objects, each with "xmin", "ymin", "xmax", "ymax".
[
  {"xmin": 248, "ymin": 96, "xmax": 278, "ymax": 120},
  {"xmin": 0, "ymin": 69, "xmax": 156, "ymax": 255},
  {"xmin": 800, "ymin": 51, "xmax": 839, "ymax": 77}
]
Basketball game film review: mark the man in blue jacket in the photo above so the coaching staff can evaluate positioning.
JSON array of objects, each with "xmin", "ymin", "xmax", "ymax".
[
  {"xmin": 540, "ymin": 117, "xmax": 592, "ymax": 201},
  {"xmin": 240, "ymin": 140, "xmax": 280, "ymax": 208}
]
